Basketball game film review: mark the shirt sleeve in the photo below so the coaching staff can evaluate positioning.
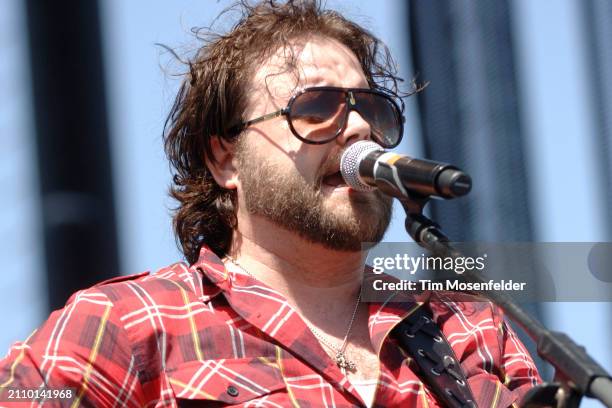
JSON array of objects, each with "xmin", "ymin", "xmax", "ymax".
[{"xmin": 0, "ymin": 287, "xmax": 145, "ymax": 407}]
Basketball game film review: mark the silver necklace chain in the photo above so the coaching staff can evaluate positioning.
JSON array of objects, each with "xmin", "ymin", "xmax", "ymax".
[{"xmin": 224, "ymin": 255, "xmax": 361, "ymax": 373}]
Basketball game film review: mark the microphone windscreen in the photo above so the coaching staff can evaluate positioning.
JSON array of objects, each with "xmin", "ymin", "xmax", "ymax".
[{"xmin": 340, "ymin": 141, "xmax": 383, "ymax": 191}]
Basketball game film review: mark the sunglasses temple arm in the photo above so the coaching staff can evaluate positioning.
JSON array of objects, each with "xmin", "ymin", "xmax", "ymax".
[
  {"xmin": 243, "ymin": 109, "xmax": 287, "ymax": 127},
  {"xmin": 227, "ymin": 108, "xmax": 290, "ymax": 135}
]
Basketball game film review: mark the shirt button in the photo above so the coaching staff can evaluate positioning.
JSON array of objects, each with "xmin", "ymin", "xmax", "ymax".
[{"xmin": 227, "ymin": 385, "xmax": 239, "ymax": 397}]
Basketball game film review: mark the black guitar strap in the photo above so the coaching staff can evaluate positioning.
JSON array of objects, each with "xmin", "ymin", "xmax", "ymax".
[{"xmin": 391, "ymin": 305, "xmax": 477, "ymax": 407}]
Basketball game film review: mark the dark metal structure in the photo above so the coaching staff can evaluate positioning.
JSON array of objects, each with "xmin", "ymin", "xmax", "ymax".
[
  {"xmin": 583, "ymin": 0, "xmax": 612, "ymax": 240},
  {"xmin": 408, "ymin": 0, "xmax": 545, "ymax": 374},
  {"xmin": 409, "ymin": 0, "xmax": 532, "ymax": 241},
  {"xmin": 25, "ymin": 0, "xmax": 119, "ymax": 310}
]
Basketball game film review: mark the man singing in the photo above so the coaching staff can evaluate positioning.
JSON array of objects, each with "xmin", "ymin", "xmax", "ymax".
[{"xmin": 0, "ymin": 1, "xmax": 540, "ymax": 406}]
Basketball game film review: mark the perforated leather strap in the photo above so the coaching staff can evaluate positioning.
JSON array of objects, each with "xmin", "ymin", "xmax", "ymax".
[{"xmin": 391, "ymin": 306, "xmax": 477, "ymax": 408}]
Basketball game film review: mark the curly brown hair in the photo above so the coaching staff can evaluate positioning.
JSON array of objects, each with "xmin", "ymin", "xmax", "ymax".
[{"xmin": 163, "ymin": 0, "xmax": 408, "ymax": 264}]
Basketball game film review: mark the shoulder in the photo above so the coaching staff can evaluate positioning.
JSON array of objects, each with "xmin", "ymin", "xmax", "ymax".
[
  {"xmin": 73, "ymin": 261, "xmax": 212, "ymax": 310},
  {"xmin": 425, "ymin": 290, "xmax": 535, "ymax": 351},
  {"xmin": 427, "ymin": 292, "xmax": 507, "ymax": 353},
  {"xmin": 54, "ymin": 261, "xmax": 220, "ymax": 379},
  {"xmin": 427, "ymin": 294, "xmax": 540, "ymax": 402},
  {"xmin": 428, "ymin": 293, "xmax": 538, "ymax": 374},
  {"xmin": 54, "ymin": 261, "xmax": 217, "ymax": 353}
]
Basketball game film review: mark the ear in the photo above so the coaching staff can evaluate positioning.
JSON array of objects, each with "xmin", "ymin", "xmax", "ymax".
[{"xmin": 206, "ymin": 136, "xmax": 239, "ymax": 190}]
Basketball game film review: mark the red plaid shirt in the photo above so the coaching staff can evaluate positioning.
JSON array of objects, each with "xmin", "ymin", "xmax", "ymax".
[{"xmin": 0, "ymin": 246, "xmax": 540, "ymax": 407}]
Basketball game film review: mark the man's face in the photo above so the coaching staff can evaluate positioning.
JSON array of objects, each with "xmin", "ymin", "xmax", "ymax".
[{"xmin": 234, "ymin": 36, "xmax": 393, "ymax": 251}]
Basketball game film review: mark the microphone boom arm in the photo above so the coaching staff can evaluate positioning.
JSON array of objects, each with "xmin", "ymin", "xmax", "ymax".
[{"xmin": 400, "ymin": 196, "xmax": 612, "ymax": 408}]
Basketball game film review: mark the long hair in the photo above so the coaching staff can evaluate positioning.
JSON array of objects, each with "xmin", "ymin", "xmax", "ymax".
[{"xmin": 163, "ymin": 0, "xmax": 407, "ymax": 264}]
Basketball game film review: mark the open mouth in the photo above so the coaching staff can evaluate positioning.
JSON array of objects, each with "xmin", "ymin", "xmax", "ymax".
[{"xmin": 322, "ymin": 171, "xmax": 348, "ymax": 188}]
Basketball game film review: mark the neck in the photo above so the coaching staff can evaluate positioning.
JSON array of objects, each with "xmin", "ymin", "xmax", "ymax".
[
  {"xmin": 226, "ymin": 215, "xmax": 366, "ymax": 310},
  {"xmin": 226, "ymin": 214, "xmax": 379, "ymax": 380}
]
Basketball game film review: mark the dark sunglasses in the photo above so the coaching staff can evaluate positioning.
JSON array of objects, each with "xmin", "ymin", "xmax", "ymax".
[{"xmin": 228, "ymin": 86, "xmax": 405, "ymax": 148}]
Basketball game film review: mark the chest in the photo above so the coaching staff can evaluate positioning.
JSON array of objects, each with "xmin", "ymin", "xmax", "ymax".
[
  {"xmin": 150, "ymin": 315, "xmax": 442, "ymax": 407},
  {"xmin": 161, "ymin": 341, "xmax": 441, "ymax": 408},
  {"xmin": 137, "ymin": 314, "xmax": 436, "ymax": 407},
  {"xmin": 126, "ymin": 293, "xmax": 513, "ymax": 407}
]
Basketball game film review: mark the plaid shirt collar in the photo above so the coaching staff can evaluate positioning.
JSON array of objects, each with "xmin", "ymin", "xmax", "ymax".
[{"xmin": 192, "ymin": 246, "xmax": 418, "ymax": 392}]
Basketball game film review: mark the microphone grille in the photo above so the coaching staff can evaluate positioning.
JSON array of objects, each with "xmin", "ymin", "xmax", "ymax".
[{"xmin": 340, "ymin": 141, "xmax": 383, "ymax": 191}]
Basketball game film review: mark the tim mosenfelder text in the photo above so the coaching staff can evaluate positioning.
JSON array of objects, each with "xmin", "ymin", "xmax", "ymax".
[{"xmin": 372, "ymin": 279, "xmax": 527, "ymax": 292}]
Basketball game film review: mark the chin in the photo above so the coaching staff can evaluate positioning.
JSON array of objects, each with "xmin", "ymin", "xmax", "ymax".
[
  {"xmin": 328, "ymin": 191, "xmax": 389, "ymax": 215},
  {"xmin": 323, "ymin": 197, "xmax": 369, "ymax": 220},
  {"xmin": 321, "ymin": 201, "xmax": 391, "ymax": 241}
]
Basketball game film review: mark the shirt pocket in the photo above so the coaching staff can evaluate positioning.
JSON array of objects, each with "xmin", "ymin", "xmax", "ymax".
[{"xmin": 167, "ymin": 356, "xmax": 286, "ymax": 406}]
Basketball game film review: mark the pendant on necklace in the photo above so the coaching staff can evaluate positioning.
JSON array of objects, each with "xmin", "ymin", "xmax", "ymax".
[{"xmin": 335, "ymin": 351, "xmax": 356, "ymax": 372}]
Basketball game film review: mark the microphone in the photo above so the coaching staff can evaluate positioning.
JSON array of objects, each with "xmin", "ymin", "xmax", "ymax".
[{"xmin": 340, "ymin": 141, "xmax": 472, "ymax": 199}]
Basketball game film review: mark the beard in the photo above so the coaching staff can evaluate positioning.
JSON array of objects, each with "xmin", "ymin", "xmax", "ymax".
[{"xmin": 235, "ymin": 140, "xmax": 393, "ymax": 251}]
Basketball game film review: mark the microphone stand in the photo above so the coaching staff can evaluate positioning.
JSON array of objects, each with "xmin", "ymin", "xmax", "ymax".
[{"xmin": 399, "ymin": 195, "xmax": 612, "ymax": 408}]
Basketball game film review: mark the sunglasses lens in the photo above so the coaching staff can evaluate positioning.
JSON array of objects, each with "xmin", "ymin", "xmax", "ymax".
[
  {"xmin": 289, "ymin": 88, "xmax": 403, "ymax": 147},
  {"xmin": 356, "ymin": 93, "xmax": 402, "ymax": 148},
  {"xmin": 289, "ymin": 90, "xmax": 347, "ymax": 142}
]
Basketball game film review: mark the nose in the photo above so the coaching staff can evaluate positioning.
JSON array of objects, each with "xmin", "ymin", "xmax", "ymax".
[{"xmin": 335, "ymin": 108, "xmax": 371, "ymax": 147}]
